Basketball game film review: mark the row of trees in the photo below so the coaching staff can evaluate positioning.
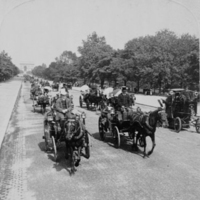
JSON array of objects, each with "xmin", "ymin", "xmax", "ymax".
[
  {"xmin": 32, "ymin": 30, "xmax": 199, "ymax": 92},
  {"xmin": 0, "ymin": 51, "xmax": 19, "ymax": 81}
]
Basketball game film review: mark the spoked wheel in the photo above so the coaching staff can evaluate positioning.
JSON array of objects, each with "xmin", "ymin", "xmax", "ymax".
[
  {"xmin": 84, "ymin": 131, "xmax": 91, "ymax": 159},
  {"xmin": 174, "ymin": 117, "xmax": 182, "ymax": 133},
  {"xmin": 83, "ymin": 118, "xmax": 86, "ymax": 125},
  {"xmin": 113, "ymin": 126, "xmax": 120, "ymax": 148},
  {"xmin": 43, "ymin": 122, "xmax": 50, "ymax": 152},
  {"xmin": 79, "ymin": 97, "xmax": 83, "ymax": 108},
  {"xmin": 98, "ymin": 117, "xmax": 106, "ymax": 141},
  {"xmin": 41, "ymin": 105, "xmax": 46, "ymax": 115},
  {"xmin": 195, "ymin": 118, "xmax": 200, "ymax": 133},
  {"xmin": 52, "ymin": 136, "xmax": 57, "ymax": 162}
]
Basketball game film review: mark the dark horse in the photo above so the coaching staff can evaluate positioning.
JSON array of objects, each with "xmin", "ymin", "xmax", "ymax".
[
  {"xmin": 129, "ymin": 107, "xmax": 164, "ymax": 158},
  {"xmin": 37, "ymin": 95, "xmax": 50, "ymax": 114},
  {"xmin": 83, "ymin": 89, "xmax": 105, "ymax": 110},
  {"xmin": 64, "ymin": 118, "xmax": 85, "ymax": 174},
  {"xmin": 52, "ymin": 83, "xmax": 59, "ymax": 91}
]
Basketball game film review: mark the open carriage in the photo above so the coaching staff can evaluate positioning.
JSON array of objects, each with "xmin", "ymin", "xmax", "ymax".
[
  {"xmin": 98, "ymin": 105, "xmax": 134, "ymax": 148},
  {"xmin": 32, "ymin": 86, "xmax": 52, "ymax": 114},
  {"xmin": 162, "ymin": 89, "xmax": 200, "ymax": 133},
  {"xmin": 33, "ymin": 94, "xmax": 50, "ymax": 114},
  {"xmin": 43, "ymin": 109, "xmax": 91, "ymax": 173}
]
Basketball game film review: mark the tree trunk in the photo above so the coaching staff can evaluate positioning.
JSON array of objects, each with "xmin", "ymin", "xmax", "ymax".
[
  {"xmin": 124, "ymin": 79, "xmax": 127, "ymax": 86},
  {"xmin": 100, "ymin": 78, "xmax": 105, "ymax": 89},
  {"xmin": 159, "ymin": 81, "xmax": 162, "ymax": 94},
  {"xmin": 137, "ymin": 79, "xmax": 140, "ymax": 93}
]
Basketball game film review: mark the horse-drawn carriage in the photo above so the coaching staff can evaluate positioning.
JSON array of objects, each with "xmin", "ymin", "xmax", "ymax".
[
  {"xmin": 43, "ymin": 109, "xmax": 91, "ymax": 174},
  {"xmin": 98, "ymin": 106, "xmax": 132, "ymax": 148},
  {"xmin": 98, "ymin": 91, "xmax": 165, "ymax": 157},
  {"xmin": 32, "ymin": 94, "xmax": 51, "ymax": 114},
  {"xmin": 31, "ymin": 86, "xmax": 52, "ymax": 114},
  {"xmin": 52, "ymin": 82, "xmax": 59, "ymax": 91},
  {"xmin": 79, "ymin": 85, "xmax": 106, "ymax": 111},
  {"xmin": 160, "ymin": 89, "xmax": 200, "ymax": 133}
]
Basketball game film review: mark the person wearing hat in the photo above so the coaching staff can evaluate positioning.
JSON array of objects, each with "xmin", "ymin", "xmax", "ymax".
[
  {"xmin": 117, "ymin": 86, "xmax": 132, "ymax": 121},
  {"xmin": 118, "ymin": 86, "xmax": 131, "ymax": 108},
  {"xmin": 55, "ymin": 89, "xmax": 73, "ymax": 132}
]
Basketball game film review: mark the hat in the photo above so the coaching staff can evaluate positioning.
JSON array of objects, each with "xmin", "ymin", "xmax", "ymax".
[
  {"xmin": 60, "ymin": 89, "xmax": 67, "ymax": 95},
  {"xmin": 122, "ymin": 86, "xmax": 127, "ymax": 91}
]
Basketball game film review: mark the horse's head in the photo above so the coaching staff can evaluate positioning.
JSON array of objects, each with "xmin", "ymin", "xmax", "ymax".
[
  {"xmin": 148, "ymin": 107, "xmax": 168, "ymax": 128},
  {"xmin": 64, "ymin": 119, "xmax": 81, "ymax": 141}
]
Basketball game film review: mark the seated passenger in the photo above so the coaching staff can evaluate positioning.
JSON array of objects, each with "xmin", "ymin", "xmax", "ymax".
[
  {"xmin": 117, "ymin": 86, "xmax": 132, "ymax": 121},
  {"xmin": 55, "ymin": 89, "xmax": 72, "ymax": 132}
]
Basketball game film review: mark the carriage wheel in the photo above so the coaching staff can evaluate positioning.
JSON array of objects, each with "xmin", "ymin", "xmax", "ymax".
[
  {"xmin": 79, "ymin": 97, "xmax": 83, "ymax": 108},
  {"xmin": 52, "ymin": 136, "xmax": 57, "ymax": 162},
  {"xmin": 85, "ymin": 131, "xmax": 91, "ymax": 159},
  {"xmin": 41, "ymin": 105, "xmax": 46, "ymax": 115},
  {"xmin": 98, "ymin": 117, "xmax": 106, "ymax": 141},
  {"xmin": 195, "ymin": 118, "xmax": 200, "ymax": 133},
  {"xmin": 44, "ymin": 122, "xmax": 51, "ymax": 151},
  {"xmin": 86, "ymin": 101, "xmax": 90, "ymax": 110},
  {"xmin": 113, "ymin": 126, "xmax": 120, "ymax": 148},
  {"xmin": 174, "ymin": 117, "xmax": 182, "ymax": 133},
  {"xmin": 83, "ymin": 118, "xmax": 86, "ymax": 125}
]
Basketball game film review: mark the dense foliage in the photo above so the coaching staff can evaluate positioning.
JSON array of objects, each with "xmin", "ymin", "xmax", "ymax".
[
  {"xmin": 32, "ymin": 30, "xmax": 199, "ymax": 91},
  {"xmin": 0, "ymin": 51, "xmax": 19, "ymax": 81}
]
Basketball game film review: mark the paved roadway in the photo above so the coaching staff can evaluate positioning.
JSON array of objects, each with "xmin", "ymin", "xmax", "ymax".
[{"xmin": 0, "ymin": 82, "xmax": 200, "ymax": 200}]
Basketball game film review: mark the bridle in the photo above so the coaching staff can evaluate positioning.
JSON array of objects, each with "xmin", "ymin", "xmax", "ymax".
[{"xmin": 65, "ymin": 120, "xmax": 83, "ymax": 140}]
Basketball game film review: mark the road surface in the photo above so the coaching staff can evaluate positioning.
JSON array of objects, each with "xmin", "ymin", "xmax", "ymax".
[{"xmin": 0, "ymin": 81, "xmax": 200, "ymax": 200}]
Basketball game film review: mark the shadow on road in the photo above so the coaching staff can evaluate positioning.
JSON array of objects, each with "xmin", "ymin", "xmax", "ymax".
[
  {"xmin": 38, "ymin": 142, "xmax": 78, "ymax": 175},
  {"xmin": 92, "ymin": 132, "xmax": 144, "ymax": 158}
]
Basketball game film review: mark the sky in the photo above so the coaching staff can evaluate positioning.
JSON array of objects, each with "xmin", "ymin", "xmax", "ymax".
[{"xmin": 0, "ymin": 0, "xmax": 199, "ymax": 68}]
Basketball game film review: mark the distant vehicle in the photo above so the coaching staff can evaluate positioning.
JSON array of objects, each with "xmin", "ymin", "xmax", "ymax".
[{"xmin": 161, "ymin": 89, "xmax": 200, "ymax": 133}]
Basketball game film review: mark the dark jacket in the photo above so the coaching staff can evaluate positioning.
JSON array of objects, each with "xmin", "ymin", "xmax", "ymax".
[
  {"xmin": 118, "ymin": 93, "xmax": 131, "ymax": 107},
  {"xmin": 55, "ymin": 97, "xmax": 71, "ymax": 113}
]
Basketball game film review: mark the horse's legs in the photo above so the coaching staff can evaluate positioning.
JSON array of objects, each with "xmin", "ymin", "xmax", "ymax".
[
  {"xmin": 148, "ymin": 133, "xmax": 156, "ymax": 156},
  {"xmin": 71, "ymin": 148, "xmax": 76, "ymax": 175},
  {"xmin": 75, "ymin": 147, "xmax": 81, "ymax": 167},
  {"xmin": 143, "ymin": 136, "xmax": 147, "ymax": 158},
  {"xmin": 132, "ymin": 129, "xmax": 139, "ymax": 151}
]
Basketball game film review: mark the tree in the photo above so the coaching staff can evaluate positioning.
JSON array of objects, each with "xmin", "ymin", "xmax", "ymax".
[{"xmin": 78, "ymin": 32, "xmax": 114, "ymax": 87}]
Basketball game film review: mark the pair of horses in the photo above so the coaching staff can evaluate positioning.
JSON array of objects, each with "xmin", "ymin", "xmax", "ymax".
[
  {"xmin": 52, "ymin": 83, "xmax": 59, "ymax": 91},
  {"xmin": 83, "ymin": 89, "xmax": 106, "ymax": 110}
]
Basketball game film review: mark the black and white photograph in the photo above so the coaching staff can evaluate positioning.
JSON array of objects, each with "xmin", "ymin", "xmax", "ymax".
[{"xmin": 0, "ymin": 0, "xmax": 199, "ymax": 199}]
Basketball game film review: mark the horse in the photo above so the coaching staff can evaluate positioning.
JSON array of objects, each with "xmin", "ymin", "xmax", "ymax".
[
  {"xmin": 37, "ymin": 94, "xmax": 50, "ymax": 114},
  {"xmin": 129, "ymin": 107, "xmax": 165, "ymax": 158},
  {"xmin": 83, "ymin": 89, "xmax": 105, "ymax": 110},
  {"xmin": 64, "ymin": 118, "xmax": 85, "ymax": 174},
  {"xmin": 52, "ymin": 83, "xmax": 59, "ymax": 91}
]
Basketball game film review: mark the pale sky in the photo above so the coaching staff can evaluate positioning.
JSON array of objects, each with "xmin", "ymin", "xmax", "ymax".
[{"xmin": 0, "ymin": 0, "xmax": 199, "ymax": 67}]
